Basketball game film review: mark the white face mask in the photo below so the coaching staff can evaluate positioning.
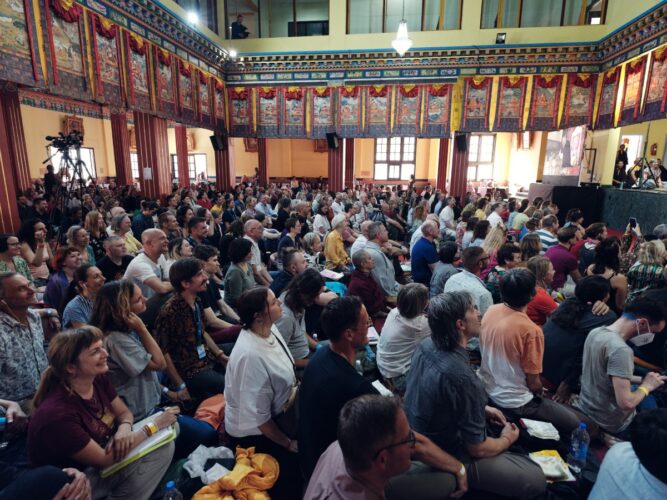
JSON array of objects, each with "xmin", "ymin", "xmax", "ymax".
[{"xmin": 629, "ymin": 320, "xmax": 656, "ymax": 347}]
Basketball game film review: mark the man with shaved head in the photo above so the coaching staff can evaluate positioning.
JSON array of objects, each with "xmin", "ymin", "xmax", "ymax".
[
  {"xmin": 123, "ymin": 228, "xmax": 172, "ymax": 299},
  {"xmin": 351, "ymin": 220, "xmax": 373, "ymax": 258},
  {"xmin": 244, "ymin": 219, "xmax": 272, "ymax": 286},
  {"xmin": 410, "ymin": 220, "xmax": 440, "ymax": 285}
]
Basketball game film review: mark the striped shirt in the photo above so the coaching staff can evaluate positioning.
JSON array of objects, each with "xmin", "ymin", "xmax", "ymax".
[
  {"xmin": 536, "ymin": 229, "xmax": 558, "ymax": 252},
  {"xmin": 62, "ymin": 295, "xmax": 94, "ymax": 328}
]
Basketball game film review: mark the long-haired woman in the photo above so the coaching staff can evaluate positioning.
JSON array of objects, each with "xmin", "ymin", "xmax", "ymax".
[
  {"xmin": 61, "ymin": 264, "xmax": 105, "ymax": 327},
  {"xmin": 586, "ymin": 237, "xmax": 628, "ymax": 315},
  {"xmin": 525, "ymin": 256, "xmax": 558, "ymax": 326},
  {"xmin": 84, "ymin": 210, "xmax": 108, "ymax": 262},
  {"xmin": 18, "ymin": 219, "xmax": 53, "ymax": 289}
]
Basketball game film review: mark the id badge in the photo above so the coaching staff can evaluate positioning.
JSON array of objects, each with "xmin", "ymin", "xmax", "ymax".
[{"xmin": 197, "ymin": 344, "xmax": 206, "ymax": 359}]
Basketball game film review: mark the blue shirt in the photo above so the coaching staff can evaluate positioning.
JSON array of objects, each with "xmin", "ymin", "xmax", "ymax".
[
  {"xmin": 410, "ymin": 237, "xmax": 439, "ymax": 285},
  {"xmin": 62, "ymin": 295, "xmax": 94, "ymax": 328}
]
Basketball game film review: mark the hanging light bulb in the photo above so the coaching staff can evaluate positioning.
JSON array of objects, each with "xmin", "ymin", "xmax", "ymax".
[{"xmin": 392, "ymin": 0, "xmax": 412, "ymax": 57}]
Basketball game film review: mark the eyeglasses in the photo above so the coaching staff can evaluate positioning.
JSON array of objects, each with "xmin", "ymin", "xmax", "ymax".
[{"xmin": 373, "ymin": 430, "xmax": 416, "ymax": 459}]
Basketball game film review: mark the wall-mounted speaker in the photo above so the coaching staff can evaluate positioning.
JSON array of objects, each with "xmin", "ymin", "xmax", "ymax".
[
  {"xmin": 455, "ymin": 133, "xmax": 467, "ymax": 153},
  {"xmin": 209, "ymin": 133, "xmax": 228, "ymax": 151},
  {"xmin": 326, "ymin": 132, "xmax": 339, "ymax": 149}
]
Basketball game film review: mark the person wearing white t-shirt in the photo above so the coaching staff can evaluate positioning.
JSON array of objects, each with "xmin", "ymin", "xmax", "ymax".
[
  {"xmin": 438, "ymin": 196, "xmax": 457, "ymax": 240},
  {"xmin": 244, "ymin": 219, "xmax": 272, "ymax": 286},
  {"xmin": 122, "ymin": 229, "xmax": 172, "ymax": 300},
  {"xmin": 486, "ymin": 203, "xmax": 505, "ymax": 230}
]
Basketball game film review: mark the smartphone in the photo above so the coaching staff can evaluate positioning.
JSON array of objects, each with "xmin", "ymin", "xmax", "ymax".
[{"xmin": 629, "ymin": 217, "xmax": 637, "ymax": 229}]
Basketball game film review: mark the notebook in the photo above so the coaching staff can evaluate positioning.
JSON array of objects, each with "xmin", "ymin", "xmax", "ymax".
[{"xmin": 100, "ymin": 412, "xmax": 177, "ymax": 478}]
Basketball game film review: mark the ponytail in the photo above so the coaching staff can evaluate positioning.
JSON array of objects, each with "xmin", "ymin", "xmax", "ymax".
[{"xmin": 32, "ymin": 366, "xmax": 60, "ymax": 408}]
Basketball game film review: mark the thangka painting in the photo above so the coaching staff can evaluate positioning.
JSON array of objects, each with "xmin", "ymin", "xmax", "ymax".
[
  {"xmin": 0, "ymin": 0, "xmax": 41, "ymax": 85},
  {"xmin": 461, "ymin": 77, "xmax": 492, "ymax": 132},
  {"xmin": 366, "ymin": 86, "xmax": 391, "ymax": 137},
  {"xmin": 393, "ymin": 85, "xmax": 422, "ymax": 136},
  {"xmin": 155, "ymin": 51, "xmax": 176, "ymax": 118},
  {"xmin": 257, "ymin": 87, "xmax": 279, "ymax": 137},
  {"xmin": 562, "ymin": 74, "xmax": 597, "ymax": 128},
  {"xmin": 283, "ymin": 88, "xmax": 306, "ymax": 137},
  {"xmin": 595, "ymin": 67, "xmax": 620, "ymax": 130},
  {"xmin": 619, "ymin": 56, "xmax": 647, "ymax": 126},
  {"xmin": 50, "ymin": 16, "xmax": 83, "ymax": 75},
  {"xmin": 338, "ymin": 86, "xmax": 362, "ymax": 137},
  {"xmin": 90, "ymin": 14, "xmax": 122, "ymax": 107},
  {"xmin": 422, "ymin": 85, "xmax": 451, "ymax": 137},
  {"xmin": 130, "ymin": 51, "xmax": 151, "ymax": 111},
  {"xmin": 228, "ymin": 87, "xmax": 252, "ymax": 136},
  {"xmin": 495, "ymin": 76, "xmax": 527, "ymax": 132},
  {"xmin": 310, "ymin": 87, "xmax": 333, "ymax": 139},
  {"xmin": 641, "ymin": 48, "xmax": 667, "ymax": 122},
  {"xmin": 180, "ymin": 74, "xmax": 193, "ymax": 109},
  {"xmin": 527, "ymin": 75, "xmax": 562, "ymax": 131},
  {"xmin": 199, "ymin": 76, "xmax": 212, "ymax": 123},
  {"xmin": 214, "ymin": 81, "xmax": 226, "ymax": 130}
]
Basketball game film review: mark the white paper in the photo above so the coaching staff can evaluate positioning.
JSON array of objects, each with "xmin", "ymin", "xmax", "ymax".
[
  {"xmin": 372, "ymin": 380, "xmax": 394, "ymax": 397},
  {"xmin": 367, "ymin": 326, "xmax": 380, "ymax": 344}
]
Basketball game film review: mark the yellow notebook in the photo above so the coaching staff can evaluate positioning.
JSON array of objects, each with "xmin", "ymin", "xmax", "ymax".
[{"xmin": 101, "ymin": 412, "xmax": 177, "ymax": 478}]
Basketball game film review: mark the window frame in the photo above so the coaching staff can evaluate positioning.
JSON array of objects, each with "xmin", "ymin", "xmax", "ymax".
[
  {"xmin": 467, "ymin": 134, "xmax": 496, "ymax": 181},
  {"xmin": 347, "ymin": 0, "xmax": 462, "ymax": 34},
  {"xmin": 129, "ymin": 152, "xmax": 140, "ymax": 181},
  {"xmin": 170, "ymin": 153, "xmax": 207, "ymax": 183},
  {"xmin": 373, "ymin": 137, "xmax": 416, "ymax": 181},
  {"xmin": 47, "ymin": 146, "xmax": 97, "ymax": 183},
  {"xmin": 225, "ymin": 0, "xmax": 329, "ymax": 39},
  {"xmin": 480, "ymin": 0, "xmax": 607, "ymax": 28}
]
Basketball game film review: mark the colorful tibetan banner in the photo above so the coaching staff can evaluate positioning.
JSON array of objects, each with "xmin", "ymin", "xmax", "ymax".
[
  {"xmin": 640, "ymin": 48, "xmax": 667, "ymax": 122},
  {"xmin": 125, "ymin": 32, "xmax": 151, "ymax": 112},
  {"xmin": 338, "ymin": 86, "xmax": 363, "ymax": 137},
  {"xmin": 393, "ymin": 85, "xmax": 422, "ymax": 136},
  {"xmin": 214, "ymin": 78, "xmax": 226, "ymax": 130},
  {"xmin": 595, "ymin": 67, "xmax": 621, "ymax": 129},
  {"xmin": 228, "ymin": 87, "xmax": 252, "ymax": 136},
  {"xmin": 256, "ymin": 87, "xmax": 280, "ymax": 137},
  {"xmin": 461, "ymin": 77, "xmax": 492, "ymax": 132},
  {"xmin": 527, "ymin": 75, "xmax": 562, "ymax": 130},
  {"xmin": 178, "ymin": 59, "xmax": 196, "ymax": 123},
  {"xmin": 562, "ymin": 73, "xmax": 597, "ymax": 129},
  {"xmin": 283, "ymin": 87, "xmax": 306, "ymax": 137},
  {"xmin": 89, "ymin": 13, "xmax": 123, "ymax": 108},
  {"xmin": 155, "ymin": 47, "xmax": 176, "ymax": 119},
  {"xmin": 366, "ymin": 85, "xmax": 391, "ymax": 137},
  {"xmin": 0, "ymin": 0, "xmax": 44, "ymax": 86},
  {"xmin": 198, "ymin": 70, "xmax": 212, "ymax": 124},
  {"xmin": 422, "ymin": 84, "xmax": 451, "ymax": 137},
  {"xmin": 309, "ymin": 87, "xmax": 334, "ymax": 138},
  {"xmin": 45, "ymin": 0, "xmax": 90, "ymax": 100},
  {"xmin": 619, "ymin": 56, "xmax": 647, "ymax": 126},
  {"xmin": 495, "ymin": 76, "xmax": 527, "ymax": 132}
]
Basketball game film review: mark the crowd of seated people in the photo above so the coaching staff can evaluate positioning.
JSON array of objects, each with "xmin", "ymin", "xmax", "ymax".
[{"xmin": 2, "ymin": 177, "xmax": 667, "ymax": 499}]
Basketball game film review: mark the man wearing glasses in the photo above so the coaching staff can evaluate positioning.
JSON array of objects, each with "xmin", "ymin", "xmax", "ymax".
[{"xmin": 305, "ymin": 395, "xmax": 468, "ymax": 500}]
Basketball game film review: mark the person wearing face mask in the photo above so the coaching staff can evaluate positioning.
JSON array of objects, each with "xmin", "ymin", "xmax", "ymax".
[{"xmin": 575, "ymin": 296, "xmax": 667, "ymax": 437}]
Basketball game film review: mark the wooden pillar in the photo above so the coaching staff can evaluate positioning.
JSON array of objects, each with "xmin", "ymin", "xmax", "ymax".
[
  {"xmin": 0, "ymin": 90, "xmax": 22, "ymax": 233},
  {"xmin": 0, "ymin": 85, "xmax": 31, "ymax": 193},
  {"xmin": 133, "ymin": 111, "xmax": 171, "ymax": 201},
  {"xmin": 344, "ymin": 138, "xmax": 355, "ymax": 189},
  {"xmin": 174, "ymin": 125, "xmax": 190, "ymax": 188},
  {"xmin": 110, "ymin": 112, "xmax": 133, "ymax": 186},
  {"xmin": 214, "ymin": 145, "xmax": 233, "ymax": 191},
  {"xmin": 436, "ymin": 138, "xmax": 450, "ymax": 192},
  {"xmin": 257, "ymin": 138, "xmax": 268, "ymax": 187},
  {"xmin": 328, "ymin": 143, "xmax": 343, "ymax": 192},
  {"xmin": 449, "ymin": 133, "xmax": 470, "ymax": 201}
]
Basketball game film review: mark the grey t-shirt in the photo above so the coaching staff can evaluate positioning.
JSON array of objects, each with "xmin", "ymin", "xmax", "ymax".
[
  {"xmin": 576, "ymin": 326, "xmax": 635, "ymax": 433},
  {"xmin": 105, "ymin": 330, "xmax": 161, "ymax": 420},
  {"xmin": 274, "ymin": 293, "xmax": 310, "ymax": 360}
]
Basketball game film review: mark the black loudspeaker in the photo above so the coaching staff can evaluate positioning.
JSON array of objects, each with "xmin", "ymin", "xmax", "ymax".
[
  {"xmin": 326, "ymin": 132, "xmax": 339, "ymax": 149},
  {"xmin": 209, "ymin": 133, "xmax": 228, "ymax": 151},
  {"xmin": 552, "ymin": 185, "xmax": 603, "ymax": 227},
  {"xmin": 455, "ymin": 133, "xmax": 467, "ymax": 152}
]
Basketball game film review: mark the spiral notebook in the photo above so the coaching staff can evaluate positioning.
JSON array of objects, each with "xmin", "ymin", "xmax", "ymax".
[{"xmin": 100, "ymin": 411, "xmax": 177, "ymax": 478}]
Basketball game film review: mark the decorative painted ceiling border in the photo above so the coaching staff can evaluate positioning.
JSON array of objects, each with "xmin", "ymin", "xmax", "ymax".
[
  {"xmin": 82, "ymin": 0, "xmax": 226, "ymax": 76},
  {"xmin": 19, "ymin": 89, "xmax": 111, "ymax": 120}
]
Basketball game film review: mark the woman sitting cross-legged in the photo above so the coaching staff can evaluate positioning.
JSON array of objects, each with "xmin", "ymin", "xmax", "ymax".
[
  {"xmin": 91, "ymin": 280, "xmax": 219, "ymax": 459},
  {"xmin": 224, "ymin": 287, "xmax": 302, "ymax": 500},
  {"xmin": 27, "ymin": 327, "xmax": 177, "ymax": 500}
]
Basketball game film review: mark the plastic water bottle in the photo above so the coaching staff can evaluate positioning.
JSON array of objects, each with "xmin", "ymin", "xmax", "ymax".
[
  {"xmin": 566, "ymin": 422, "xmax": 590, "ymax": 474},
  {"xmin": 355, "ymin": 359, "xmax": 363, "ymax": 376},
  {"xmin": 163, "ymin": 481, "xmax": 183, "ymax": 500}
]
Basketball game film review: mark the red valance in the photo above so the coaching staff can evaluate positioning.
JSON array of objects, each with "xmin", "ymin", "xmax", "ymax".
[
  {"xmin": 626, "ymin": 57, "xmax": 646, "ymax": 75},
  {"xmin": 570, "ymin": 74, "xmax": 595, "ymax": 88},
  {"xmin": 534, "ymin": 75, "xmax": 561, "ymax": 89},
  {"xmin": 128, "ymin": 34, "xmax": 147, "ymax": 56},
  {"xmin": 285, "ymin": 88, "xmax": 303, "ymax": 100},
  {"xmin": 653, "ymin": 47, "xmax": 667, "ymax": 63},
  {"xmin": 468, "ymin": 77, "xmax": 490, "ymax": 89},
  {"xmin": 258, "ymin": 87, "xmax": 276, "ymax": 99},
  {"xmin": 93, "ymin": 14, "xmax": 118, "ymax": 39},
  {"xmin": 602, "ymin": 67, "xmax": 620, "ymax": 84},
  {"xmin": 399, "ymin": 85, "xmax": 419, "ymax": 97},
  {"xmin": 429, "ymin": 85, "xmax": 449, "ymax": 97},
  {"xmin": 369, "ymin": 85, "xmax": 388, "ymax": 97},
  {"xmin": 179, "ymin": 60, "xmax": 192, "ymax": 77},
  {"xmin": 501, "ymin": 76, "xmax": 525, "ymax": 88},
  {"xmin": 157, "ymin": 49, "xmax": 172, "ymax": 66},
  {"xmin": 340, "ymin": 86, "xmax": 358, "ymax": 98},
  {"xmin": 313, "ymin": 87, "xmax": 331, "ymax": 97},
  {"xmin": 214, "ymin": 79, "xmax": 225, "ymax": 92},
  {"xmin": 229, "ymin": 88, "xmax": 249, "ymax": 100},
  {"xmin": 199, "ymin": 70, "xmax": 209, "ymax": 84},
  {"xmin": 49, "ymin": 0, "xmax": 82, "ymax": 23}
]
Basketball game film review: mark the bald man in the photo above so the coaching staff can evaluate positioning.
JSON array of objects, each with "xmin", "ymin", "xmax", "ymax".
[
  {"xmin": 123, "ymin": 228, "xmax": 172, "ymax": 299},
  {"xmin": 244, "ymin": 219, "xmax": 272, "ymax": 286},
  {"xmin": 410, "ymin": 220, "xmax": 440, "ymax": 285},
  {"xmin": 351, "ymin": 220, "xmax": 374, "ymax": 258}
]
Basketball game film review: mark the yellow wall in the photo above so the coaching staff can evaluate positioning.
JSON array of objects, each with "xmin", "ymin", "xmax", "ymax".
[
  {"xmin": 20, "ymin": 105, "xmax": 115, "ymax": 179},
  {"xmin": 619, "ymin": 118, "xmax": 667, "ymax": 162},
  {"xmin": 289, "ymin": 139, "xmax": 328, "ymax": 177}
]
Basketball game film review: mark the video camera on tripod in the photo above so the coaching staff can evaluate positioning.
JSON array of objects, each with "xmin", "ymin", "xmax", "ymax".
[{"xmin": 45, "ymin": 130, "xmax": 84, "ymax": 152}]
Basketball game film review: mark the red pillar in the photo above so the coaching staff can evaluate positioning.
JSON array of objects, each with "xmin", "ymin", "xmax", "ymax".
[
  {"xmin": 436, "ymin": 138, "xmax": 450, "ymax": 192},
  {"xmin": 328, "ymin": 143, "xmax": 343, "ymax": 192},
  {"xmin": 0, "ymin": 89, "xmax": 22, "ymax": 233},
  {"xmin": 257, "ymin": 138, "xmax": 268, "ymax": 187},
  {"xmin": 133, "ymin": 111, "xmax": 171, "ymax": 201},
  {"xmin": 344, "ymin": 138, "xmax": 354, "ymax": 189},
  {"xmin": 214, "ymin": 145, "xmax": 233, "ymax": 191},
  {"xmin": 174, "ymin": 125, "xmax": 190, "ymax": 188},
  {"xmin": 449, "ymin": 133, "xmax": 470, "ymax": 200},
  {"xmin": 110, "ymin": 112, "xmax": 133, "ymax": 186},
  {"xmin": 0, "ymin": 86, "xmax": 32, "ymax": 193}
]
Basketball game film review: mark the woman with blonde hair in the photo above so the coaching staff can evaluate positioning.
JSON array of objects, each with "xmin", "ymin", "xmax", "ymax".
[
  {"xmin": 164, "ymin": 237, "xmax": 193, "ymax": 275},
  {"xmin": 66, "ymin": 225, "xmax": 96, "ymax": 265},
  {"xmin": 481, "ymin": 222, "xmax": 507, "ymax": 279},
  {"xmin": 28, "ymin": 327, "xmax": 177, "ymax": 500},
  {"xmin": 84, "ymin": 210, "xmax": 108, "ymax": 262},
  {"xmin": 110, "ymin": 214, "xmax": 142, "ymax": 256},
  {"xmin": 627, "ymin": 239, "xmax": 666, "ymax": 298},
  {"xmin": 520, "ymin": 233, "xmax": 542, "ymax": 262},
  {"xmin": 323, "ymin": 213, "xmax": 352, "ymax": 272}
]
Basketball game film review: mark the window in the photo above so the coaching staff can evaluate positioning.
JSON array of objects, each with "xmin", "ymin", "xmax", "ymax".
[
  {"xmin": 130, "ymin": 152, "xmax": 140, "ymax": 181},
  {"xmin": 174, "ymin": 0, "xmax": 219, "ymax": 33},
  {"xmin": 467, "ymin": 134, "xmax": 496, "ymax": 181},
  {"xmin": 171, "ymin": 153, "xmax": 208, "ymax": 183},
  {"xmin": 374, "ymin": 137, "xmax": 415, "ymax": 181},
  {"xmin": 225, "ymin": 0, "xmax": 329, "ymax": 39},
  {"xmin": 481, "ymin": 0, "xmax": 606, "ymax": 28},
  {"xmin": 348, "ymin": 0, "xmax": 462, "ymax": 34},
  {"xmin": 47, "ymin": 146, "xmax": 96, "ymax": 184}
]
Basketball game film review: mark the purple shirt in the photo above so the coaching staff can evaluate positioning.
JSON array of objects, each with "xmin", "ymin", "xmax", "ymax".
[{"xmin": 545, "ymin": 244, "xmax": 577, "ymax": 290}]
